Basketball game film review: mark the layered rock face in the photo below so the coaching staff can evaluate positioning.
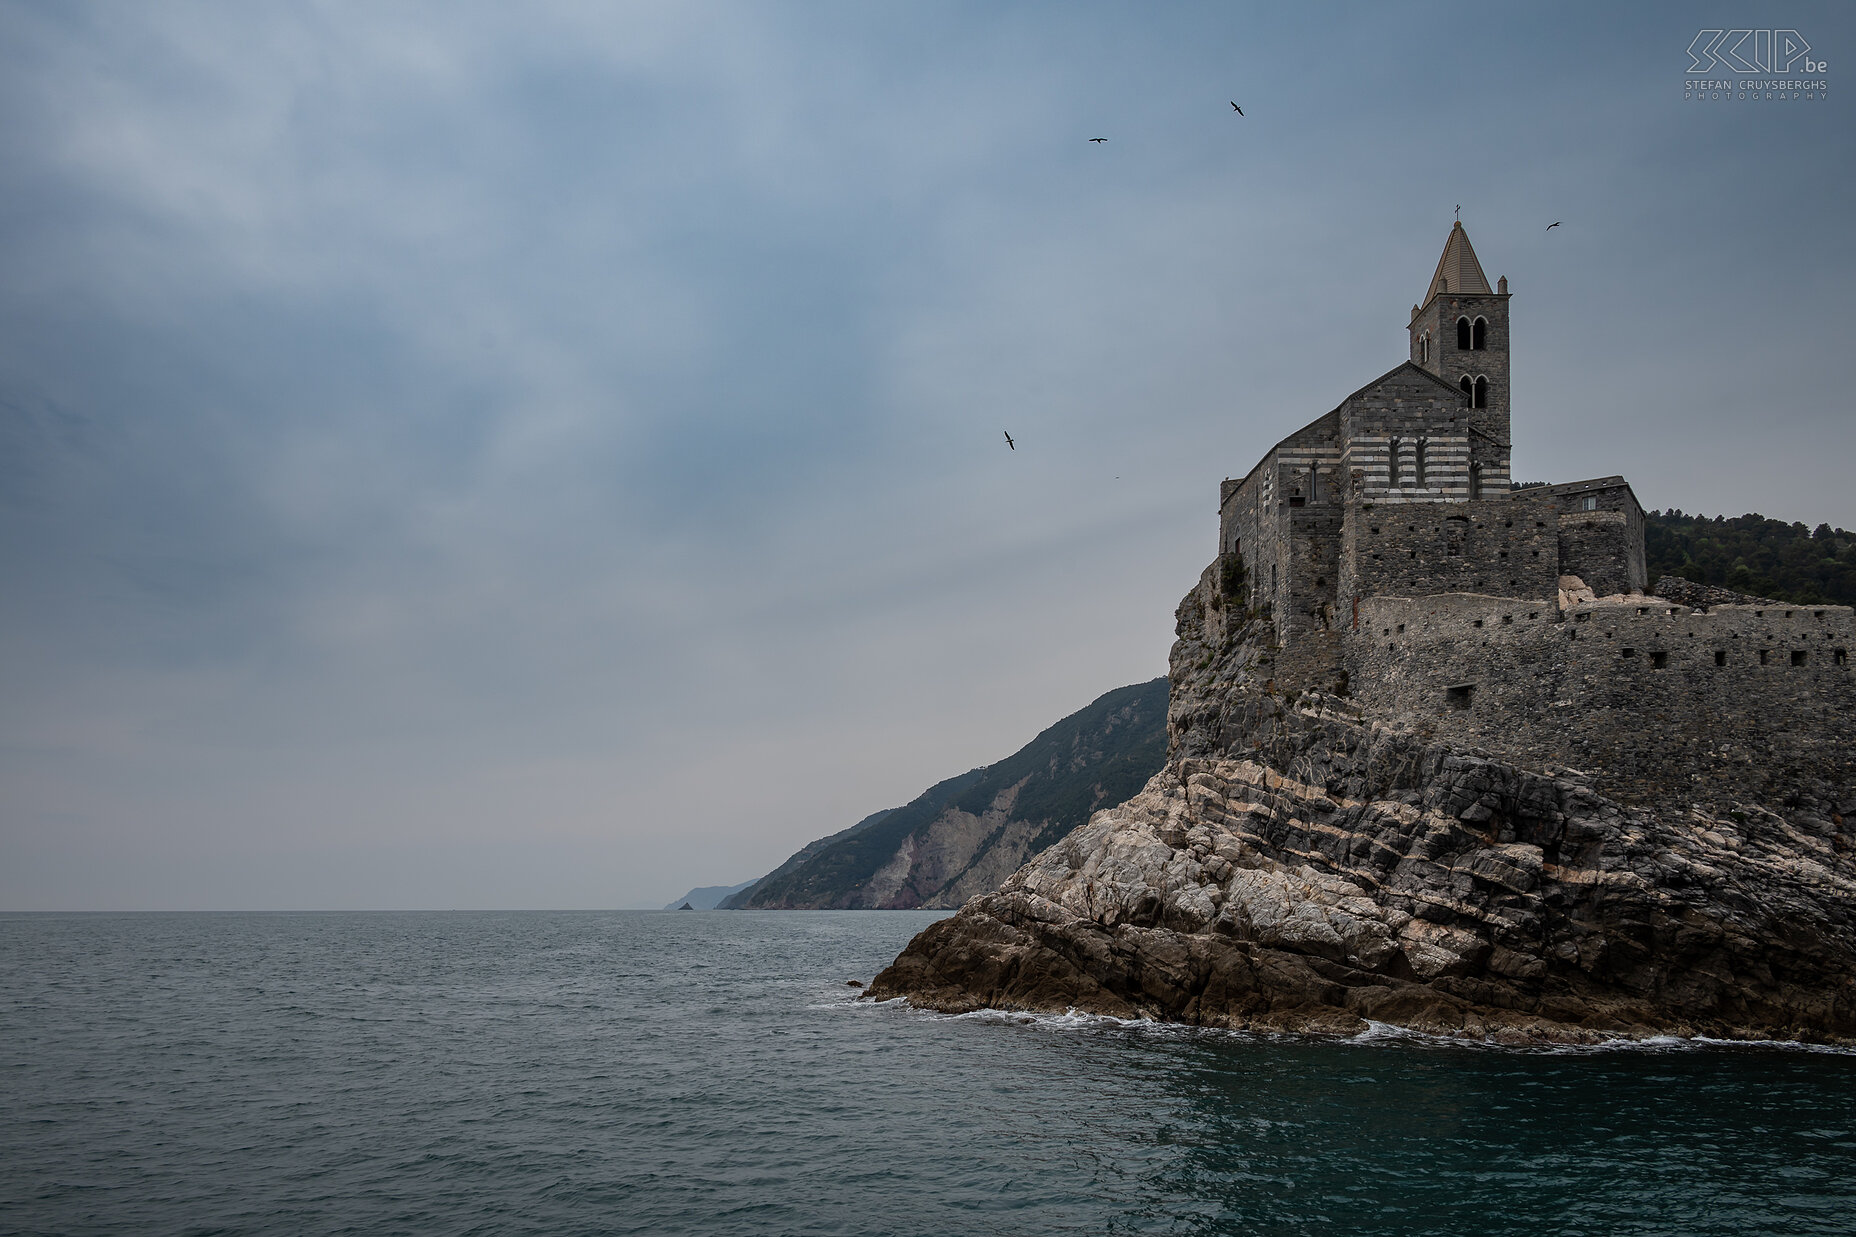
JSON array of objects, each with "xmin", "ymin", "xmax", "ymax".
[{"xmin": 869, "ymin": 568, "xmax": 1856, "ymax": 1042}]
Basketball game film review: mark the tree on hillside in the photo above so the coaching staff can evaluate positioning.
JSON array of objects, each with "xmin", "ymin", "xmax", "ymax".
[{"xmin": 1645, "ymin": 510, "xmax": 1856, "ymax": 605}]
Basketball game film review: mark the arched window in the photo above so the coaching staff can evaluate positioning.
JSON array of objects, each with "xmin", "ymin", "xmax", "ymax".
[
  {"xmin": 1456, "ymin": 317, "xmax": 1472, "ymax": 350},
  {"xmin": 1459, "ymin": 375, "xmax": 1473, "ymax": 402},
  {"xmin": 1415, "ymin": 437, "xmax": 1428, "ymax": 488},
  {"xmin": 1419, "ymin": 333, "xmax": 1430, "ymax": 364},
  {"xmin": 1469, "ymin": 462, "xmax": 1483, "ymax": 500},
  {"xmin": 1472, "ymin": 317, "xmax": 1488, "ymax": 350},
  {"xmin": 1473, "ymin": 376, "xmax": 1489, "ymax": 408},
  {"xmin": 1388, "ymin": 436, "xmax": 1402, "ymax": 487}
]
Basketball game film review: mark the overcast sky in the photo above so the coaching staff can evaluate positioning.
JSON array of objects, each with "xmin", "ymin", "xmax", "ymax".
[{"xmin": 2, "ymin": 2, "xmax": 1851, "ymax": 910}]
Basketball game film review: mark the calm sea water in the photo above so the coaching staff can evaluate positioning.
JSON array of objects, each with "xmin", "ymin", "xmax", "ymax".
[{"xmin": 2, "ymin": 910, "xmax": 1853, "ymax": 1236}]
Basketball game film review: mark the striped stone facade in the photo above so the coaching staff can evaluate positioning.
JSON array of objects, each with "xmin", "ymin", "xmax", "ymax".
[{"xmin": 1214, "ymin": 224, "xmax": 1646, "ymax": 691}]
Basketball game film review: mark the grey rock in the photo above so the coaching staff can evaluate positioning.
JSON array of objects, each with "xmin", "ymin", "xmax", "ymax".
[{"xmin": 869, "ymin": 596, "xmax": 1856, "ymax": 1045}]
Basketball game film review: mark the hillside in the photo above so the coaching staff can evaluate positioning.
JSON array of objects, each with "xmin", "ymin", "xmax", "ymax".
[
  {"xmin": 722, "ymin": 678, "xmax": 1168, "ymax": 910},
  {"xmin": 1646, "ymin": 509, "xmax": 1855, "ymax": 605}
]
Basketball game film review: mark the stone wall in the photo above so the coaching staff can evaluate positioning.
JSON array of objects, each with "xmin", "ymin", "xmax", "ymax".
[
  {"xmin": 1558, "ymin": 512, "xmax": 1636, "ymax": 596},
  {"xmin": 1339, "ymin": 494, "xmax": 1562, "ymax": 604},
  {"xmin": 1542, "ymin": 478, "xmax": 1645, "ymax": 593},
  {"xmin": 1278, "ymin": 507, "xmax": 1343, "ymax": 688},
  {"xmin": 1344, "ymin": 592, "xmax": 1856, "ymax": 810}
]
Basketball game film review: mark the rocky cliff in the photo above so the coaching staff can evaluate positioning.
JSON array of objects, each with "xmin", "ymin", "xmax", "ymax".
[
  {"xmin": 868, "ymin": 565, "xmax": 1856, "ymax": 1043},
  {"xmin": 725, "ymin": 679, "xmax": 1168, "ymax": 910}
]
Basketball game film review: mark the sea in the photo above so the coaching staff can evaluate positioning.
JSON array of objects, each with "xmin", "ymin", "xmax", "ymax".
[{"xmin": 2, "ymin": 910, "xmax": 1853, "ymax": 1236}]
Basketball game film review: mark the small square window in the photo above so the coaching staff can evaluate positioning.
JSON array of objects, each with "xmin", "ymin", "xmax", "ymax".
[
  {"xmin": 1792, "ymin": 650, "xmax": 1807, "ymax": 667},
  {"xmin": 1714, "ymin": 651, "xmax": 1727, "ymax": 667},
  {"xmin": 1651, "ymin": 651, "xmax": 1668, "ymax": 669}
]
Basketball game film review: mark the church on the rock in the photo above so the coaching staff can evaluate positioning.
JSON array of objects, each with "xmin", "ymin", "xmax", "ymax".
[
  {"xmin": 1205, "ymin": 223, "xmax": 1850, "ymax": 803},
  {"xmin": 1218, "ymin": 222, "xmax": 1648, "ymax": 687}
]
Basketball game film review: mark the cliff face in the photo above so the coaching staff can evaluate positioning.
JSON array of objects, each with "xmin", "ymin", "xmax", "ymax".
[
  {"xmin": 726, "ymin": 679, "xmax": 1168, "ymax": 910},
  {"xmin": 868, "ymin": 565, "xmax": 1856, "ymax": 1043}
]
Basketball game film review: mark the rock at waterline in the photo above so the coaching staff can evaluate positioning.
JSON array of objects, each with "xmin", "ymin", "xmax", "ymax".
[{"xmin": 868, "ymin": 569, "xmax": 1856, "ymax": 1044}]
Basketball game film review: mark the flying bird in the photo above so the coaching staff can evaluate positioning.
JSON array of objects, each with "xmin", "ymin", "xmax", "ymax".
[
  {"xmin": 1088, "ymin": 137, "xmax": 1106, "ymax": 143},
  {"xmin": 1003, "ymin": 430, "xmax": 1016, "ymax": 450},
  {"xmin": 1230, "ymin": 102, "xmax": 1243, "ymax": 115},
  {"xmin": 1546, "ymin": 221, "xmax": 1561, "ymax": 230}
]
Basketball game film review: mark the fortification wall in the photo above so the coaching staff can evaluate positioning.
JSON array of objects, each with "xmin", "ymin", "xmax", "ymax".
[
  {"xmin": 1339, "ymin": 494, "xmax": 1561, "ymax": 603},
  {"xmin": 1344, "ymin": 593, "xmax": 1856, "ymax": 810}
]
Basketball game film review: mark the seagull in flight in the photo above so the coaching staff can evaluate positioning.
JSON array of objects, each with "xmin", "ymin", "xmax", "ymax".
[
  {"xmin": 1003, "ymin": 430, "xmax": 1016, "ymax": 450},
  {"xmin": 1088, "ymin": 137, "xmax": 1106, "ymax": 143},
  {"xmin": 1230, "ymin": 102, "xmax": 1243, "ymax": 115},
  {"xmin": 1546, "ymin": 221, "xmax": 1561, "ymax": 230}
]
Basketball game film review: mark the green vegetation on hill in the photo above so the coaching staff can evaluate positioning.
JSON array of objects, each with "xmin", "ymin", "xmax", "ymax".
[
  {"xmin": 1646, "ymin": 510, "xmax": 1856, "ymax": 606},
  {"xmin": 729, "ymin": 678, "xmax": 1169, "ymax": 909}
]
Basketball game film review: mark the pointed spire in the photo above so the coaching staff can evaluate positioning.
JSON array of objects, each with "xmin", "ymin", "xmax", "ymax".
[{"xmin": 1424, "ymin": 221, "xmax": 1492, "ymax": 303}]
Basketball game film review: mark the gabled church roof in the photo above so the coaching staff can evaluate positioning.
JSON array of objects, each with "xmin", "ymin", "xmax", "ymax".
[
  {"xmin": 1423, "ymin": 221, "xmax": 1492, "ymax": 302},
  {"xmin": 1335, "ymin": 359, "xmax": 1469, "ymax": 411}
]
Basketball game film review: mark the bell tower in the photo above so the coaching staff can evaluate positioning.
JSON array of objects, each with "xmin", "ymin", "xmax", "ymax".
[{"xmin": 1408, "ymin": 222, "xmax": 1511, "ymax": 496}]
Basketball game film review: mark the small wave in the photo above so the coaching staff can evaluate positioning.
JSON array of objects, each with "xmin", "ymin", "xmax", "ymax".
[
  {"xmin": 1346, "ymin": 1020, "xmax": 1856, "ymax": 1056},
  {"xmin": 840, "ymin": 999, "xmax": 1299, "ymax": 1045},
  {"xmin": 826, "ymin": 1000, "xmax": 1856, "ymax": 1056}
]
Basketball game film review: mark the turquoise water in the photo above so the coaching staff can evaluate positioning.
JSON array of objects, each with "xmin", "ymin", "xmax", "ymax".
[{"xmin": 2, "ymin": 910, "xmax": 1852, "ymax": 1235}]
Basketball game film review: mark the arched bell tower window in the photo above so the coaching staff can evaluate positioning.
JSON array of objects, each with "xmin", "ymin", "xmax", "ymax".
[
  {"xmin": 1473, "ymin": 375, "xmax": 1489, "ymax": 408},
  {"xmin": 1418, "ymin": 332, "xmax": 1430, "ymax": 364},
  {"xmin": 1456, "ymin": 317, "xmax": 1472, "ymax": 350},
  {"xmin": 1459, "ymin": 375, "xmax": 1473, "ymax": 402},
  {"xmin": 1471, "ymin": 316, "xmax": 1488, "ymax": 350}
]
